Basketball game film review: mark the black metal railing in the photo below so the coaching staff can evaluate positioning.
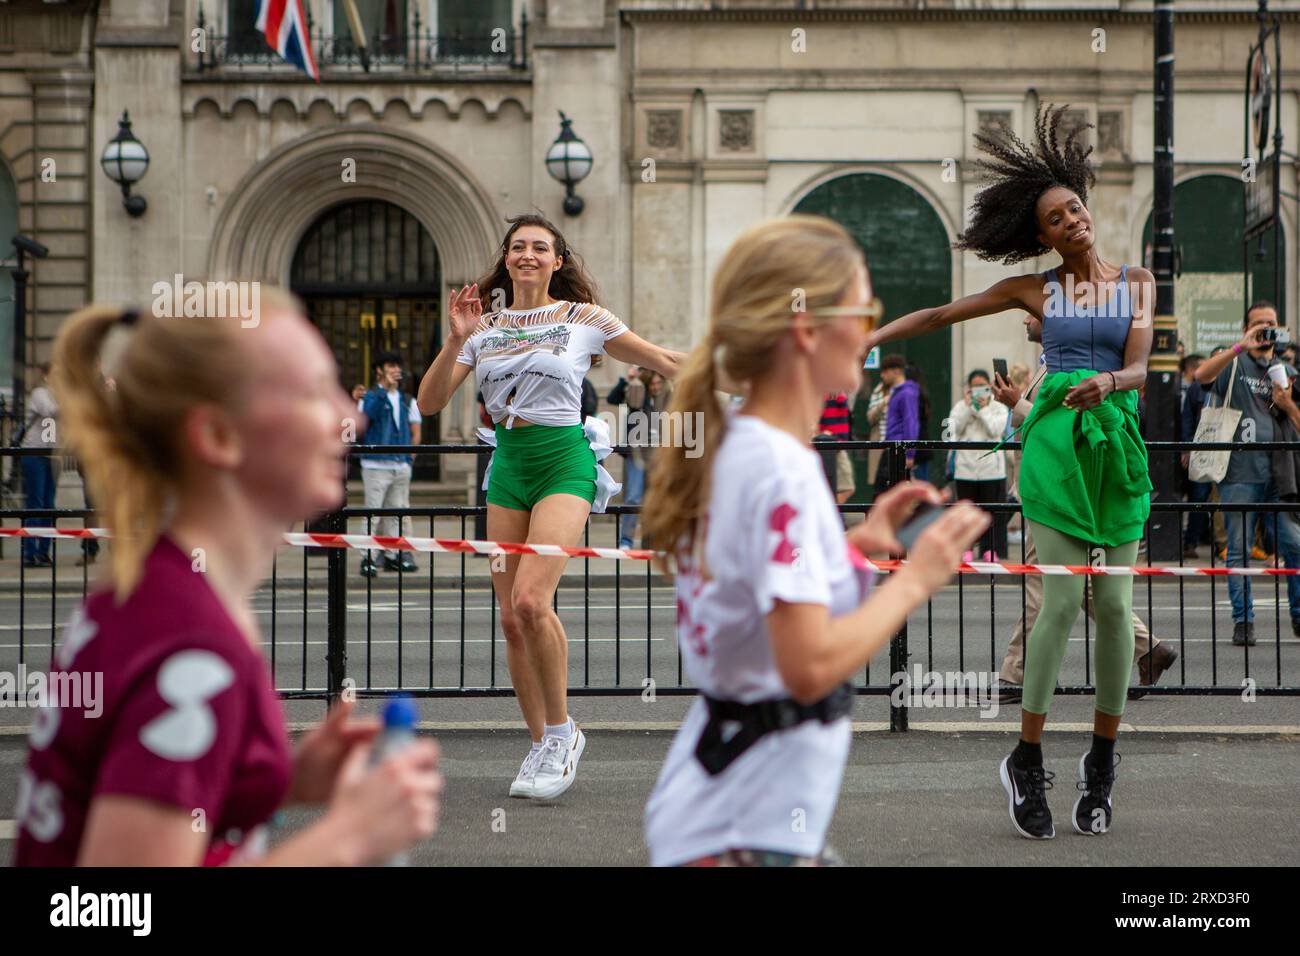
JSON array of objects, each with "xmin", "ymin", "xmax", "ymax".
[
  {"xmin": 2, "ymin": 439, "xmax": 1298, "ymax": 732},
  {"xmin": 192, "ymin": 6, "xmax": 528, "ymax": 74}
]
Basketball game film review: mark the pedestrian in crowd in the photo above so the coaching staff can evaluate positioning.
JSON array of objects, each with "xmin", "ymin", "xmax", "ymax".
[
  {"xmin": 641, "ymin": 213, "xmax": 988, "ymax": 866},
  {"xmin": 19, "ymin": 361, "xmax": 58, "ymax": 568},
  {"xmin": 15, "ymin": 295, "xmax": 442, "ymax": 865},
  {"xmin": 1193, "ymin": 301, "xmax": 1300, "ymax": 645},
  {"xmin": 874, "ymin": 355, "xmax": 919, "ymax": 492},
  {"xmin": 614, "ymin": 367, "xmax": 670, "ymax": 549},
  {"xmin": 1003, "ymin": 360, "xmax": 1031, "ymax": 541},
  {"xmin": 819, "ymin": 391, "xmax": 852, "ymax": 439},
  {"xmin": 947, "ymin": 367, "xmax": 1010, "ymax": 559},
  {"xmin": 352, "ymin": 350, "xmax": 422, "ymax": 577},
  {"xmin": 904, "ymin": 364, "xmax": 933, "ymax": 481},
  {"xmin": 417, "ymin": 213, "xmax": 684, "ymax": 800},
  {"xmin": 865, "ymin": 354, "xmax": 900, "ymax": 492},
  {"xmin": 581, "ymin": 353, "xmax": 601, "ymax": 420}
]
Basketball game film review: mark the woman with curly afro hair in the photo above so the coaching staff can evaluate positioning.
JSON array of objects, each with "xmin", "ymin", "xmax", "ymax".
[{"xmin": 866, "ymin": 104, "xmax": 1155, "ymax": 841}]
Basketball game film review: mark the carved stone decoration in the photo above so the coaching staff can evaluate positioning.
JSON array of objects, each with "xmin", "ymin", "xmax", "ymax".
[
  {"xmin": 646, "ymin": 110, "xmax": 682, "ymax": 150},
  {"xmin": 719, "ymin": 110, "xmax": 754, "ymax": 151},
  {"xmin": 1059, "ymin": 109, "xmax": 1092, "ymax": 149},
  {"xmin": 1097, "ymin": 110, "xmax": 1125, "ymax": 157},
  {"xmin": 976, "ymin": 110, "xmax": 1012, "ymax": 140}
]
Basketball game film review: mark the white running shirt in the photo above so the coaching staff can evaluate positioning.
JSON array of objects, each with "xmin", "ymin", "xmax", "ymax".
[
  {"xmin": 455, "ymin": 300, "xmax": 628, "ymax": 428},
  {"xmin": 643, "ymin": 413, "xmax": 875, "ymax": 866}
]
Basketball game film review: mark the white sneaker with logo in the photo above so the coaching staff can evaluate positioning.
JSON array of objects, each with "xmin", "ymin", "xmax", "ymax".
[
  {"xmin": 530, "ymin": 724, "xmax": 586, "ymax": 800},
  {"xmin": 509, "ymin": 745, "xmax": 544, "ymax": 798}
]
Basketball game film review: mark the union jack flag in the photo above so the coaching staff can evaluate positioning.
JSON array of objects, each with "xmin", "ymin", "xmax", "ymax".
[{"xmin": 255, "ymin": 0, "xmax": 319, "ymax": 81}]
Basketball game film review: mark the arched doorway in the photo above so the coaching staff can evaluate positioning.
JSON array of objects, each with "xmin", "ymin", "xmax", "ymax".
[
  {"xmin": 1141, "ymin": 174, "xmax": 1288, "ymax": 352},
  {"xmin": 291, "ymin": 199, "xmax": 442, "ymax": 478},
  {"xmin": 793, "ymin": 173, "xmax": 953, "ymax": 495}
]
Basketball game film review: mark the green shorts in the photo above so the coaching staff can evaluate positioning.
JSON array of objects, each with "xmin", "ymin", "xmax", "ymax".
[{"xmin": 486, "ymin": 423, "xmax": 597, "ymax": 512}]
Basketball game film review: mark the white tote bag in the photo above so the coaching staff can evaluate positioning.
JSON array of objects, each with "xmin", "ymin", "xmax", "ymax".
[{"xmin": 1188, "ymin": 355, "xmax": 1242, "ymax": 485}]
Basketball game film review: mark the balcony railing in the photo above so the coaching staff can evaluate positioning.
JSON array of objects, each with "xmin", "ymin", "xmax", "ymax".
[{"xmin": 192, "ymin": 6, "xmax": 528, "ymax": 75}]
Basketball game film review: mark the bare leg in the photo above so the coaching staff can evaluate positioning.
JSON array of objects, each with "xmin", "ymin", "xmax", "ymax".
[
  {"xmin": 513, "ymin": 493, "xmax": 592, "ymax": 726},
  {"xmin": 488, "ymin": 503, "xmax": 546, "ymax": 741}
]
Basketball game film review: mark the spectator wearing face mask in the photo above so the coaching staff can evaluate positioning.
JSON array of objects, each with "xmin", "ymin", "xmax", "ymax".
[{"xmin": 947, "ymin": 368, "xmax": 1010, "ymax": 559}]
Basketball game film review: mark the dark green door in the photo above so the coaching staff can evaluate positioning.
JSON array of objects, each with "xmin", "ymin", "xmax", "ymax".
[
  {"xmin": 1141, "ymin": 174, "xmax": 1285, "ymax": 317},
  {"xmin": 794, "ymin": 174, "xmax": 953, "ymax": 497}
]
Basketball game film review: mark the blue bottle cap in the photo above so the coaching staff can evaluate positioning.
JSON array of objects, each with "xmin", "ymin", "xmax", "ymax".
[{"xmin": 383, "ymin": 696, "xmax": 418, "ymax": 729}]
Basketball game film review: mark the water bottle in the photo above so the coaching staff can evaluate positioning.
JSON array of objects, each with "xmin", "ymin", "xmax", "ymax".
[{"xmin": 371, "ymin": 696, "xmax": 419, "ymax": 866}]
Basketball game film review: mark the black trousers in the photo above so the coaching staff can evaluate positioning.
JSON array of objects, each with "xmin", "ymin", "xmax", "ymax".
[{"xmin": 955, "ymin": 478, "xmax": 1008, "ymax": 557}]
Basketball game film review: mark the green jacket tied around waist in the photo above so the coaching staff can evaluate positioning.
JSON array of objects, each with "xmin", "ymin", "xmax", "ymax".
[{"xmin": 1015, "ymin": 369, "xmax": 1152, "ymax": 547}]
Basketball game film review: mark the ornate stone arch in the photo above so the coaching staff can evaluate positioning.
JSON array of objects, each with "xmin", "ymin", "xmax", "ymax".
[{"xmin": 207, "ymin": 124, "xmax": 500, "ymax": 286}]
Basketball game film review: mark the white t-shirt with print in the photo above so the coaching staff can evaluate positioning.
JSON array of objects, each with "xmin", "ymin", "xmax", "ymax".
[
  {"xmin": 356, "ymin": 390, "xmax": 422, "ymax": 471},
  {"xmin": 455, "ymin": 300, "xmax": 628, "ymax": 428},
  {"xmin": 643, "ymin": 413, "xmax": 875, "ymax": 866}
]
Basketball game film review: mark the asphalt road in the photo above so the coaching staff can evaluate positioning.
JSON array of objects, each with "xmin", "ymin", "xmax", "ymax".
[{"xmin": 2, "ymin": 728, "xmax": 1296, "ymax": 866}]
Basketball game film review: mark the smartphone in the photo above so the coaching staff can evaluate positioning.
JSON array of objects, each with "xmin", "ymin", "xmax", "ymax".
[
  {"xmin": 1259, "ymin": 327, "xmax": 1280, "ymax": 343},
  {"xmin": 894, "ymin": 502, "xmax": 946, "ymax": 552},
  {"xmin": 992, "ymin": 358, "xmax": 1009, "ymax": 382}
]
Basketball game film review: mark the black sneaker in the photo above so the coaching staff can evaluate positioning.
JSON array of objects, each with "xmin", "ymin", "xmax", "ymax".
[
  {"xmin": 1072, "ymin": 751, "xmax": 1121, "ymax": 835},
  {"xmin": 359, "ymin": 557, "xmax": 379, "ymax": 578},
  {"xmin": 398, "ymin": 554, "xmax": 418, "ymax": 573},
  {"xmin": 1232, "ymin": 622, "xmax": 1256, "ymax": 646},
  {"xmin": 382, "ymin": 555, "xmax": 402, "ymax": 572},
  {"xmin": 995, "ymin": 682, "xmax": 1023, "ymax": 705},
  {"xmin": 1292, "ymin": 619, "xmax": 1300, "ymax": 640},
  {"xmin": 999, "ymin": 753, "xmax": 1055, "ymax": 839}
]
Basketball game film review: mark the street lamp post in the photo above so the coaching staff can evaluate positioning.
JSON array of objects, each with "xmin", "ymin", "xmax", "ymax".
[
  {"xmin": 99, "ymin": 110, "xmax": 150, "ymax": 218},
  {"xmin": 545, "ymin": 111, "xmax": 593, "ymax": 216},
  {"xmin": 1149, "ymin": 1, "xmax": 1181, "ymax": 561}
]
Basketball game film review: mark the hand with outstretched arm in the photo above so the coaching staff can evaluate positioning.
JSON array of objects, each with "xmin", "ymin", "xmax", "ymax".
[
  {"xmin": 867, "ymin": 269, "xmax": 1154, "ymax": 411},
  {"xmin": 417, "ymin": 283, "xmax": 481, "ymax": 417}
]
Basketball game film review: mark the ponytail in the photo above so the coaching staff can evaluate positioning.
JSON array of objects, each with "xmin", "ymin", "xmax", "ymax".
[
  {"xmin": 642, "ymin": 337, "xmax": 726, "ymax": 574},
  {"xmin": 53, "ymin": 307, "xmax": 171, "ymax": 602}
]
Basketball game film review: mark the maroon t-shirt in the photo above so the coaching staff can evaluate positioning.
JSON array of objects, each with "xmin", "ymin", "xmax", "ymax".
[{"xmin": 15, "ymin": 536, "xmax": 293, "ymax": 866}]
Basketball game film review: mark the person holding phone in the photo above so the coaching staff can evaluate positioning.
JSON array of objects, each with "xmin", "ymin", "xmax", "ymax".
[
  {"xmin": 1193, "ymin": 301, "xmax": 1300, "ymax": 645},
  {"xmin": 865, "ymin": 105, "xmax": 1155, "ymax": 839},
  {"xmin": 946, "ymin": 368, "xmax": 1010, "ymax": 559},
  {"xmin": 16, "ymin": 295, "xmax": 442, "ymax": 865},
  {"xmin": 640, "ymin": 214, "xmax": 988, "ymax": 866}
]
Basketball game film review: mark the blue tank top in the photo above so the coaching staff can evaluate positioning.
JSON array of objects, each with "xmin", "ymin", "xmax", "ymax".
[{"xmin": 1039, "ymin": 264, "xmax": 1132, "ymax": 373}]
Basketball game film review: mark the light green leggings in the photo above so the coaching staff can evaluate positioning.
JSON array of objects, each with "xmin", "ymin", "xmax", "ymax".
[{"xmin": 1023, "ymin": 519, "xmax": 1138, "ymax": 717}]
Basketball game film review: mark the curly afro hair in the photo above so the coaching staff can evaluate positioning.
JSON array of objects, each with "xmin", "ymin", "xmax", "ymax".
[{"xmin": 955, "ymin": 105, "xmax": 1097, "ymax": 265}]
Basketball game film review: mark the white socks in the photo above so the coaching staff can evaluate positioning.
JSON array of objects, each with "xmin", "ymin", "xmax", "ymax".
[{"xmin": 543, "ymin": 718, "xmax": 573, "ymax": 740}]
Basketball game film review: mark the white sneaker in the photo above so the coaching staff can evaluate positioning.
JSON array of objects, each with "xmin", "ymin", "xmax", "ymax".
[
  {"xmin": 509, "ymin": 745, "xmax": 544, "ymax": 798},
  {"xmin": 531, "ymin": 724, "xmax": 586, "ymax": 800}
]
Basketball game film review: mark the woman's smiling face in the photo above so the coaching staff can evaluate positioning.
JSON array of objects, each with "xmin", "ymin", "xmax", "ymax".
[{"xmin": 1035, "ymin": 186, "xmax": 1094, "ymax": 255}]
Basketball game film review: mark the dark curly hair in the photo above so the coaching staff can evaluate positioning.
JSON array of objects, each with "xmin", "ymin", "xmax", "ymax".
[
  {"xmin": 473, "ymin": 213, "xmax": 601, "ymax": 311},
  {"xmin": 955, "ymin": 104, "xmax": 1097, "ymax": 265}
]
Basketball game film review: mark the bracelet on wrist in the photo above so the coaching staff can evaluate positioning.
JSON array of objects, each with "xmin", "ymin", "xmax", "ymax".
[{"xmin": 1233, "ymin": 342, "xmax": 1244, "ymax": 354}]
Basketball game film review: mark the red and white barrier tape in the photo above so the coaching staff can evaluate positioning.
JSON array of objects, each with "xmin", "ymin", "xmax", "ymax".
[{"xmin": 2, "ymin": 526, "xmax": 1297, "ymax": 577}]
